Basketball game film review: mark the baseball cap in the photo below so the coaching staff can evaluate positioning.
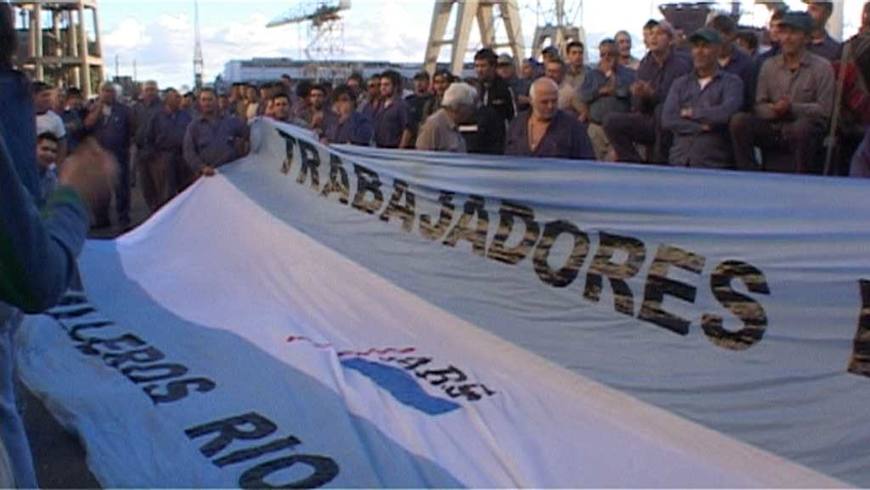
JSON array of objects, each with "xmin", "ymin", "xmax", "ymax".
[
  {"xmin": 689, "ymin": 28, "xmax": 722, "ymax": 45},
  {"xmin": 779, "ymin": 11, "xmax": 814, "ymax": 33},
  {"xmin": 497, "ymin": 53, "xmax": 514, "ymax": 66}
]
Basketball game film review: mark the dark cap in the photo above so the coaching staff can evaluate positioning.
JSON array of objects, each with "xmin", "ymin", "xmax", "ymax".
[
  {"xmin": 779, "ymin": 11, "xmax": 814, "ymax": 33},
  {"xmin": 497, "ymin": 53, "xmax": 514, "ymax": 66},
  {"xmin": 542, "ymin": 46, "xmax": 559, "ymax": 56},
  {"xmin": 802, "ymin": 0, "xmax": 833, "ymax": 10},
  {"xmin": 689, "ymin": 28, "xmax": 722, "ymax": 45},
  {"xmin": 413, "ymin": 71, "xmax": 430, "ymax": 81}
]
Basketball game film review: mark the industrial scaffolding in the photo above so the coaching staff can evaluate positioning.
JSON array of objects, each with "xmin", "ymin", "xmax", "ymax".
[{"xmin": 10, "ymin": 0, "xmax": 104, "ymax": 97}]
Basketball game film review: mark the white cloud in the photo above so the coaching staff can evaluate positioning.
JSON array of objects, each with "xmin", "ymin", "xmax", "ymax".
[
  {"xmin": 102, "ymin": 18, "xmax": 152, "ymax": 51},
  {"xmin": 100, "ymin": 0, "xmax": 866, "ymax": 88}
]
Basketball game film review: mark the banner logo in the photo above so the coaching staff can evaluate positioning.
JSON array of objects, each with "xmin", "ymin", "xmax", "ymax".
[{"xmin": 288, "ymin": 336, "xmax": 496, "ymax": 415}]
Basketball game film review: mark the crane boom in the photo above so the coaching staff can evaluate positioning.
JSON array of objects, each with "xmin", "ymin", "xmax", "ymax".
[{"xmin": 266, "ymin": 0, "xmax": 351, "ymax": 28}]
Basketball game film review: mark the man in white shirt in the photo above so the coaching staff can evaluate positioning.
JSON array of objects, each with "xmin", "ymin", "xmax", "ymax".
[{"xmin": 33, "ymin": 82, "xmax": 67, "ymax": 162}]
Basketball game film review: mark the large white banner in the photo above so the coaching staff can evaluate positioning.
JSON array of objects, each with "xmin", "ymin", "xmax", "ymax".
[{"xmin": 17, "ymin": 119, "xmax": 870, "ymax": 487}]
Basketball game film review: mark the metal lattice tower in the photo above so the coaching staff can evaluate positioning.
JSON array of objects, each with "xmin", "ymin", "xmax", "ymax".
[
  {"xmin": 193, "ymin": 0, "xmax": 204, "ymax": 89},
  {"xmin": 423, "ymin": 0, "xmax": 525, "ymax": 76},
  {"xmin": 528, "ymin": 0, "xmax": 584, "ymax": 59},
  {"xmin": 266, "ymin": 1, "xmax": 350, "ymax": 61}
]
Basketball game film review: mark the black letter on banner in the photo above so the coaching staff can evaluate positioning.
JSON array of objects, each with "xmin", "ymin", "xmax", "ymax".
[
  {"xmin": 78, "ymin": 333, "xmax": 146, "ymax": 356},
  {"xmin": 53, "ymin": 291, "xmax": 89, "ymax": 308},
  {"xmin": 296, "ymin": 140, "xmax": 321, "ymax": 190},
  {"xmin": 68, "ymin": 320, "xmax": 113, "ymax": 343},
  {"xmin": 185, "ymin": 412, "xmax": 277, "ymax": 458},
  {"xmin": 419, "ymin": 192, "xmax": 455, "ymax": 240},
  {"xmin": 275, "ymin": 129, "xmax": 298, "ymax": 175},
  {"xmin": 104, "ymin": 346, "xmax": 166, "ymax": 368},
  {"xmin": 583, "ymin": 233, "xmax": 647, "ymax": 316},
  {"xmin": 637, "ymin": 245, "xmax": 706, "ymax": 335},
  {"xmin": 532, "ymin": 220, "xmax": 590, "ymax": 287},
  {"xmin": 848, "ymin": 280, "xmax": 870, "ymax": 377},
  {"xmin": 122, "ymin": 363, "xmax": 188, "ymax": 383},
  {"xmin": 443, "ymin": 195, "xmax": 489, "ymax": 256},
  {"xmin": 416, "ymin": 366, "xmax": 468, "ymax": 386},
  {"xmin": 239, "ymin": 455, "xmax": 339, "ymax": 489},
  {"xmin": 320, "ymin": 154, "xmax": 350, "ymax": 205},
  {"xmin": 487, "ymin": 201, "xmax": 541, "ymax": 265},
  {"xmin": 700, "ymin": 261, "xmax": 770, "ymax": 350},
  {"xmin": 351, "ymin": 165, "xmax": 384, "ymax": 214},
  {"xmin": 50, "ymin": 304, "xmax": 97, "ymax": 320},
  {"xmin": 214, "ymin": 436, "xmax": 301, "ymax": 467},
  {"xmin": 144, "ymin": 378, "xmax": 216, "ymax": 405},
  {"xmin": 380, "ymin": 179, "xmax": 416, "ymax": 232}
]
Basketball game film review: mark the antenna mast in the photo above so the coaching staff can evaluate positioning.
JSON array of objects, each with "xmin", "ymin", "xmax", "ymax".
[{"xmin": 194, "ymin": 0, "xmax": 204, "ymax": 89}]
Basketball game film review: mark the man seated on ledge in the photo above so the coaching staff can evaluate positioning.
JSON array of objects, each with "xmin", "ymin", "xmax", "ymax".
[
  {"xmin": 662, "ymin": 28, "xmax": 744, "ymax": 169},
  {"xmin": 505, "ymin": 78, "xmax": 595, "ymax": 159},
  {"xmin": 729, "ymin": 11, "xmax": 834, "ymax": 174}
]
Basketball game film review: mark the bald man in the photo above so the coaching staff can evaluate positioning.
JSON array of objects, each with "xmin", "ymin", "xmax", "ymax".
[{"xmin": 505, "ymin": 78, "xmax": 595, "ymax": 159}]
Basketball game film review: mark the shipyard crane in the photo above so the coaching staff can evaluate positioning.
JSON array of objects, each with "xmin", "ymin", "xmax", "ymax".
[{"xmin": 266, "ymin": 0, "xmax": 351, "ymax": 60}]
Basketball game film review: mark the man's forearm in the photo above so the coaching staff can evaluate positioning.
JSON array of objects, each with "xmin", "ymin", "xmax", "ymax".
[{"xmin": 0, "ymin": 136, "xmax": 88, "ymax": 313}]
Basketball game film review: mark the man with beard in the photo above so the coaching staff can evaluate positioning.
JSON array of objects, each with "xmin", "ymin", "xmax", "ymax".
[
  {"xmin": 472, "ymin": 48, "xmax": 516, "ymax": 154},
  {"xmin": 803, "ymin": 0, "xmax": 843, "ymax": 61},
  {"xmin": 373, "ymin": 70, "xmax": 410, "ymax": 149},
  {"xmin": 300, "ymin": 83, "xmax": 338, "ymax": 139},
  {"xmin": 404, "ymin": 71, "xmax": 433, "ymax": 148},
  {"xmin": 325, "ymin": 85, "xmax": 373, "ymax": 146},
  {"xmin": 269, "ymin": 92, "xmax": 310, "ymax": 129},
  {"xmin": 421, "ymin": 69, "xmax": 454, "ymax": 123}
]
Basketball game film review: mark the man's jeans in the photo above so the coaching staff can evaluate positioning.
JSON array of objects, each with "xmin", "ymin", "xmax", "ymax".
[{"xmin": 0, "ymin": 309, "xmax": 37, "ymax": 488}]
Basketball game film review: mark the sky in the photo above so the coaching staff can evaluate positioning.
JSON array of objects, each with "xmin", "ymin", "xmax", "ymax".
[{"xmin": 98, "ymin": 0, "xmax": 866, "ymax": 89}]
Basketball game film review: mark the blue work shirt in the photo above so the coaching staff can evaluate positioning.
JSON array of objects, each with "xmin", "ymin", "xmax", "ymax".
[
  {"xmin": 662, "ymin": 69, "xmax": 744, "ymax": 168},
  {"xmin": 634, "ymin": 49, "xmax": 693, "ymax": 114},
  {"xmin": 719, "ymin": 47, "xmax": 756, "ymax": 110},
  {"xmin": 183, "ymin": 113, "xmax": 249, "ymax": 171},
  {"xmin": 146, "ymin": 108, "xmax": 193, "ymax": 153},
  {"xmin": 0, "ymin": 68, "xmax": 39, "ymax": 201},
  {"xmin": 374, "ymin": 96, "xmax": 408, "ymax": 149},
  {"xmin": 808, "ymin": 32, "xmax": 843, "ymax": 62},
  {"xmin": 581, "ymin": 64, "xmax": 637, "ymax": 125},
  {"xmin": 325, "ymin": 111, "xmax": 373, "ymax": 146},
  {"xmin": 132, "ymin": 98, "xmax": 163, "ymax": 148},
  {"xmin": 505, "ymin": 110, "xmax": 595, "ymax": 159},
  {"xmin": 90, "ymin": 102, "xmax": 133, "ymax": 163}
]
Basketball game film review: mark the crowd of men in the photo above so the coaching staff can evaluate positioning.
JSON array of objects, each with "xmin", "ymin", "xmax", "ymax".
[
  {"xmin": 2, "ymin": 1, "xmax": 870, "ymax": 487},
  {"xmin": 24, "ymin": 0, "xmax": 870, "ymax": 234}
]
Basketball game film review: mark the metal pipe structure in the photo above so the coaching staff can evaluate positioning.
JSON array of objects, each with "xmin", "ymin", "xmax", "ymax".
[{"xmin": 10, "ymin": 0, "xmax": 103, "ymax": 97}]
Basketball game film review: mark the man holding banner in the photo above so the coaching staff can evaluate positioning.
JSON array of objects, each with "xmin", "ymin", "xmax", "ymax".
[{"xmin": 1, "ymin": 4, "xmax": 115, "ymax": 485}]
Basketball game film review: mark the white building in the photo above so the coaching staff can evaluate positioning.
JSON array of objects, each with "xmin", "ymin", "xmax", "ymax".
[{"xmin": 221, "ymin": 57, "xmax": 475, "ymax": 85}]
